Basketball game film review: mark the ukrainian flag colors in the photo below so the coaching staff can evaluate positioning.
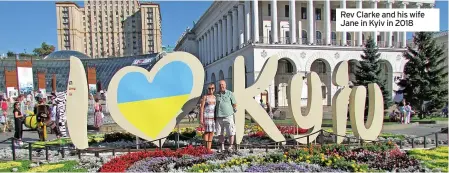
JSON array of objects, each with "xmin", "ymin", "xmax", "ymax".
[{"xmin": 117, "ymin": 61, "xmax": 193, "ymax": 139}]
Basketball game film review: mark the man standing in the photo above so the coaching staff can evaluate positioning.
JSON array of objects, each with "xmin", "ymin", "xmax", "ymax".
[
  {"xmin": 18, "ymin": 95, "xmax": 25, "ymax": 115},
  {"xmin": 215, "ymin": 80, "xmax": 237, "ymax": 152}
]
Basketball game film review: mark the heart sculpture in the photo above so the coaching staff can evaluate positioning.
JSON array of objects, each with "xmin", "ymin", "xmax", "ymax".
[{"xmin": 107, "ymin": 52, "xmax": 204, "ymax": 146}]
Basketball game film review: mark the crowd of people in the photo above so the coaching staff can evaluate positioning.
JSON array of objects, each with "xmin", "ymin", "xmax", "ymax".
[
  {"xmin": 0, "ymin": 91, "xmax": 59, "ymax": 146},
  {"xmin": 198, "ymin": 80, "xmax": 237, "ymax": 152}
]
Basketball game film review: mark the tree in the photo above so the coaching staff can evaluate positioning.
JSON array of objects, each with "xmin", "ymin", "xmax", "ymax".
[
  {"xmin": 6, "ymin": 51, "xmax": 15, "ymax": 57},
  {"xmin": 33, "ymin": 42, "xmax": 55, "ymax": 58},
  {"xmin": 403, "ymin": 32, "xmax": 447, "ymax": 116},
  {"xmin": 354, "ymin": 36, "xmax": 392, "ymax": 112}
]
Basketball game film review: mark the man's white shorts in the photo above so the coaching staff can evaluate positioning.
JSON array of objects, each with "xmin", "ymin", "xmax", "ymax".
[{"xmin": 215, "ymin": 115, "xmax": 236, "ymax": 137}]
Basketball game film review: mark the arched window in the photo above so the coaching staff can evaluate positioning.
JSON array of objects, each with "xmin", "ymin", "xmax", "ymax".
[
  {"xmin": 331, "ymin": 32, "xmax": 336, "ymax": 45},
  {"xmin": 302, "ymin": 30, "xmax": 308, "ymax": 43},
  {"xmin": 316, "ymin": 31, "xmax": 322, "ymax": 45},
  {"xmin": 228, "ymin": 66, "xmax": 233, "ymax": 91},
  {"xmin": 346, "ymin": 33, "xmax": 352, "ymax": 41}
]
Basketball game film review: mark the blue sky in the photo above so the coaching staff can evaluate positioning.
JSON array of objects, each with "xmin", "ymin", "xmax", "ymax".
[{"xmin": 0, "ymin": 1, "xmax": 447, "ymax": 55}]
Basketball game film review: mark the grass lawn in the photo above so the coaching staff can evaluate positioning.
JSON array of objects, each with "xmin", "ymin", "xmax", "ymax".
[
  {"xmin": 407, "ymin": 146, "xmax": 448, "ymax": 172},
  {"xmin": 411, "ymin": 117, "xmax": 449, "ymax": 122}
]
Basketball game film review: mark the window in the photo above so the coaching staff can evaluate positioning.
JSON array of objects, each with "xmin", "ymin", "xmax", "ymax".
[
  {"xmin": 331, "ymin": 9, "xmax": 336, "ymax": 21},
  {"xmin": 315, "ymin": 8, "xmax": 321, "ymax": 20},
  {"xmin": 301, "ymin": 7, "xmax": 307, "ymax": 19},
  {"xmin": 285, "ymin": 5, "xmax": 289, "ymax": 17},
  {"xmin": 316, "ymin": 31, "xmax": 322, "ymax": 40},
  {"xmin": 268, "ymin": 4, "xmax": 271, "ymax": 16}
]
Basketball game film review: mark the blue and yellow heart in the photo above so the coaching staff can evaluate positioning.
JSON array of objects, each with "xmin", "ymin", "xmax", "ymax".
[{"xmin": 117, "ymin": 61, "xmax": 193, "ymax": 139}]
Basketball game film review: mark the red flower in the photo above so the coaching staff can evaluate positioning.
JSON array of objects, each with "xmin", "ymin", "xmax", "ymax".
[{"xmin": 99, "ymin": 145, "xmax": 211, "ymax": 172}]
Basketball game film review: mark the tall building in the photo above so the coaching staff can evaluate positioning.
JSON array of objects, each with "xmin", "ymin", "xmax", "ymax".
[
  {"xmin": 56, "ymin": 0, "xmax": 162, "ymax": 58},
  {"xmin": 175, "ymin": 0, "xmax": 438, "ymax": 110}
]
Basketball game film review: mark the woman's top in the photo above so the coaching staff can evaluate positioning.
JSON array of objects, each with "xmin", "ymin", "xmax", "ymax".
[
  {"xmin": 203, "ymin": 95, "xmax": 216, "ymax": 119},
  {"xmin": 1, "ymin": 101, "xmax": 7, "ymax": 111},
  {"xmin": 94, "ymin": 103, "xmax": 102, "ymax": 113},
  {"xmin": 13, "ymin": 108, "xmax": 22, "ymax": 121}
]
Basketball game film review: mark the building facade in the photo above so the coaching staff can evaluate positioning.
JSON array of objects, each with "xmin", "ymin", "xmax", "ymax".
[
  {"xmin": 175, "ymin": 0, "xmax": 436, "ymax": 109},
  {"xmin": 0, "ymin": 51, "xmax": 162, "ymax": 93},
  {"xmin": 56, "ymin": 0, "xmax": 162, "ymax": 58}
]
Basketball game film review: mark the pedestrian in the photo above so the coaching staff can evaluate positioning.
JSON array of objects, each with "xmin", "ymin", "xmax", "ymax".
[
  {"xmin": 405, "ymin": 102, "xmax": 414, "ymax": 124},
  {"xmin": 199, "ymin": 83, "xmax": 216, "ymax": 151},
  {"xmin": 18, "ymin": 95, "xmax": 26, "ymax": 115},
  {"xmin": 215, "ymin": 80, "xmax": 237, "ymax": 152},
  {"xmin": 13, "ymin": 102, "xmax": 24, "ymax": 146},
  {"xmin": 398, "ymin": 99, "xmax": 407, "ymax": 124},
  {"xmin": 94, "ymin": 98, "xmax": 103, "ymax": 130},
  {"xmin": 442, "ymin": 103, "xmax": 448, "ymax": 118},
  {"xmin": 266, "ymin": 102, "xmax": 273, "ymax": 119},
  {"xmin": 1, "ymin": 98, "xmax": 9, "ymax": 132}
]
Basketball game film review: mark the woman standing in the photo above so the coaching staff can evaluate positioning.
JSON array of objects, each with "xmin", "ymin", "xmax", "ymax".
[
  {"xmin": 199, "ymin": 83, "xmax": 216, "ymax": 151},
  {"xmin": 94, "ymin": 98, "xmax": 103, "ymax": 130},
  {"xmin": 1, "ymin": 98, "xmax": 9, "ymax": 132},
  {"xmin": 13, "ymin": 102, "xmax": 23, "ymax": 146}
]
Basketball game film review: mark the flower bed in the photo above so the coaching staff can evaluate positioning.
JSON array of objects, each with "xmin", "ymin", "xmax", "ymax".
[
  {"xmin": 0, "ymin": 160, "xmax": 86, "ymax": 172},
  {"xmin": 99, "ymin": 142, "xmax": 428, "ymax": 172},
  {"xmin": 407, "ymin": 146, "xmax": 448, "ymax": 172},
  {"xmin": 99, "ymin": 145, "xmax": 211, "ymax": 172}
]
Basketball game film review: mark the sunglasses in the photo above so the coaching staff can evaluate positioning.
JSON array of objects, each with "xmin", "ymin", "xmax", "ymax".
[{"xmin": 208, "ymin": 88, "xmax": 215, "ymax": 90}]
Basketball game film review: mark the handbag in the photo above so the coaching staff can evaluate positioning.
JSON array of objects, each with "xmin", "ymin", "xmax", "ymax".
[{"xmin": 0, "ymin": 116, "xmax": 5, "ymax": 123}]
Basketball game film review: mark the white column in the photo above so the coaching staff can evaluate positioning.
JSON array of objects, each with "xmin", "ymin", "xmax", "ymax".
[
  {"xmin": 271, "ymin": 0, "xmax": 278, "ymax": 43},
  {"xmin": 401, "ymin": 2, "xmax": 408, "ymax": 48},
  {"xmin": 289, "ymin": 0, "xmax": 296, "ymax": 44},
  {"xmin": 222, "ymin": 16, "xmax": 227, "ymax": 56},
  {"xmin": 340, "ymin": 0, "xmax": 347, "ymax": 46},
  {"xmin": 205, "ymin": 32, "xmax": 208, "ymax": 64},
  {"xmin": 211, "ymin": 27, "xmax": 215, "ymax": 62},
  {"xmin": 199, "ymin": 38, "xmax": 203, "ymax": 64},
  {"xmin": 324, "ymin": 0, "xmax": 331, "ymax": 45},
  {"xmin": 307, "ymin": 0, "xmax": 314, "ymax": 44},
  {"xmin": 356, "ymin": 0, "xmax": 363, "ymax": 46},
  {"xmin": 387, "ymin": 1, "xmax": 393, "ymax": 47},
  {"xmin": 202, "ymin": 37, "xmax": 205, "ymax": 63},
  {"xmin": 218, "ymin": 20, "xmax": 222, "ymax": 58},
  {"xmin": 209, "ymin": 30, "xmax": 212, "ymax": 64},
  {"xmin": 238, "ymin": 3, "xmax": 245, "ymax": 48},
  {"xmin": 232, "ymin": 7, "xmax": 239, "ymax": 51},
  {"xmin": 227, "ymin": 12, "xmax": 233, "ymax": 54},
  {"xmin": 245, "ymin": 0, "xmax": 251, "ymax": 43},
  {"xmin": 253, "ymin": 0, "xmax": 260, "ymax": 43},
  {"xmin": 214, "ymin": 24, "xmax": 219, "ymax": 61},
  {"xmin": 371, "ymin": 0, "xmax": 378, "ymax": 46}
]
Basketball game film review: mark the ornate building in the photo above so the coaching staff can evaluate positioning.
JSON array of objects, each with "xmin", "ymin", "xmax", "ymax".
[{"xmin": 175, "ymin": 0, "xmax": 437, "ymax": 110}]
